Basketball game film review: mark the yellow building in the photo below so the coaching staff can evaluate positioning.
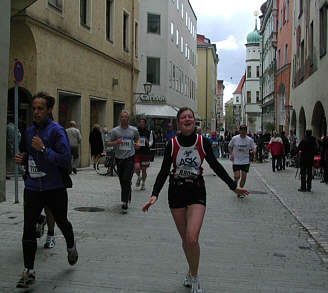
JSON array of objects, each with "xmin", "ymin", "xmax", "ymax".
[
  {"xmin": 196, "ymin": 34, "xmax": 219, "ymax": 132},
  {"xmin": 8, "ymin": 0, "xmax": 139, "ymax": 167}
]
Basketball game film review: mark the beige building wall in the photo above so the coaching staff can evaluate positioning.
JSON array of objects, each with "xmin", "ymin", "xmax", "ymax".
[
  {"xmin": 8, "ymin": 0, "xmax": 139, "ymax": 167},
  {"xmin": 196, "ymin": 44, "xmax": 218, "ymax": 131}
]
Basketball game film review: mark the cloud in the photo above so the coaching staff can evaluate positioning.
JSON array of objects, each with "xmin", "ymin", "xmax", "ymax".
[
  {"xmin": 189, "ymin": 0, "xmax": 264, "ymax": 19},
  {"xmin": 223, "ymin": 81, "xmax": 237, "ymax": 104},
  {"xmin": 215, "ymin": 35, "xmax": 239, "ymax": 50}
]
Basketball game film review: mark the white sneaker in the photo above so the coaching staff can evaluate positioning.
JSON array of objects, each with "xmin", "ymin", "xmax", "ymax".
[
  {"xmin": 191, "ymin": 276, "xmax": 203, "ymax": 293},
  {"xmin": 141, "ymin": 181, "xmax": 145, "ymax": 190},
  {"xmin": 136, "ymin": 176, "xmax": 141, "ymax": 187},
  {"xmin": 183, "ymin": 272, "xmax": 192, "ymax": 287},
  {"xmin": 44, "ymin": 235, "xmax": 55, "ymax": 249}
]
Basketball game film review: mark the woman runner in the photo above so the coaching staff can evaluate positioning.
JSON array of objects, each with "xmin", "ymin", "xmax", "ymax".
[{"xmin": 142, "ymin": 107, "xmax": 248, "ymax": 293}]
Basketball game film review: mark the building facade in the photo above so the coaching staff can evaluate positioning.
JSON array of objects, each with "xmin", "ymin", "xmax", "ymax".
[
  {"xmin": 8, "ymin": 0, "xmax": 139, "ymax": 167},
  {"xmin": 217, "ymin": 80, "xmax": 224, "ymax": 131},
  {"xmin": 136, "ymin": 0, "xmax": 197, "ymax": 132},
  {"xmin": 259, "ymin": 0, "xmax": 278, "ymax": 129},
  {"xmin": 233, "ymin": 75, "xmax": 245, "ymax": 132},
  {"xmin": 197, "ymin": 34, "xmax": 219, "ymax": 132},
  {"xmin": 224, "ymin": 98, "xmax": 234, "ymax": 132},
  {"xmin": 290, "ymin": 0, "xmax": 328, "ymax": 139},
  {"xmin": 244, "ymin": 27, "xmax": 262, "ymax": 133},
  {"xmin": 275, "ymin": 0, "xmax": 293, "ymax": 133}
]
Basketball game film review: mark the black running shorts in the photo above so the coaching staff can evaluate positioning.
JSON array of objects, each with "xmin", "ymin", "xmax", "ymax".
[
  {"xmin": 232, "ymin": 164, "xmax": 250, "ymax": 173},
  {"xmin": 168, "ymin": 176, "xmax": 206, "ymax": 209}
]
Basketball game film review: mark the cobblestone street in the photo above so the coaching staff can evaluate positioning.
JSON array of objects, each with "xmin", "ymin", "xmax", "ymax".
[{"xmin": 1, "ymin": 158, "xmax": 328, "ymax": 292}]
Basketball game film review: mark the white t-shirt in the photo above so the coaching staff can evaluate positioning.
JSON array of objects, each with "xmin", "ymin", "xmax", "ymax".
[{"xmin": 228, "ymin": 135, "xmax": 256, "ymax": 165}]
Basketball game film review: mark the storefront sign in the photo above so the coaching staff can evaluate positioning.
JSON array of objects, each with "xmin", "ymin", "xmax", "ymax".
[{"xmin": 139, "ymin": 94, "xmax": 166, "ymax": 104}]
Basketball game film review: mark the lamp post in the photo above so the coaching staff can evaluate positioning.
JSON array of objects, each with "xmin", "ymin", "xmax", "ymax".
[{"xmin": 132, "ymin": 82, "xmax": 152, "ymax": 115}]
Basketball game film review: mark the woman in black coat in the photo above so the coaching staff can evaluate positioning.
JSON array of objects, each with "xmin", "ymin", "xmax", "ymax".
[{"xmin": 89, "ymin": 124, "xmax": 104, "ymax": 168}]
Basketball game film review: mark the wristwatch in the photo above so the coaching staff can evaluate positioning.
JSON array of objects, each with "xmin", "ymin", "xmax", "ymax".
[{"xmin": 40, "ymin": 146, "xmax": 46, "ymax": 153}]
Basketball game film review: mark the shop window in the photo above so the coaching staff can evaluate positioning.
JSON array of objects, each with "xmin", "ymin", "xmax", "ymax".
[
  {"xmin": 148, "ymin": 13, "xmax": 160, "ymax": 35},
  {"xmin": 147, "ymin": 57, "xmax": 160, "ymax": 85}
]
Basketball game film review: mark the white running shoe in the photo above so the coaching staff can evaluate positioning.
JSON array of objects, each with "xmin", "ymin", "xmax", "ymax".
[
  {"xmin": 136, "ymin": 176, "xmax": 141, "ymax": 187},
  {"xmin": 44, "ymin": 235, "xmax": 56, "ymax": 249},
  {"xmin": 183, "ymin": 272, "xmax": 192, "ymax": 287},
  {"xmin": 141, "ymin": 181, "xmax": 145, "ymax": 190},
  {"xmin": 191, "ymin": 276, "xmax": 203, "ymax": 293}
]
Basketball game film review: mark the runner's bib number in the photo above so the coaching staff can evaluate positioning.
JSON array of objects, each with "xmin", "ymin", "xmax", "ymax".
[
  {"xmin": 28, "ymin": 155, "xmax": 47, "ymax": 178},
  {"xmin": 176, "ymin": 166, "xmax": 199, "ymax": 178},
  {"xmin": 139, "ymin": 136, "xmax": 146, "ymax": 147},
  {"xmin": 119, "ymin": 137, "xmax": 132, "ymax": 151}
]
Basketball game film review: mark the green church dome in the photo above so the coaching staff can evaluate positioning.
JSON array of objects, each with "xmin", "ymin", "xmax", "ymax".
[{"xmin": 247, "ymin": 29, "xmax": 260, "ymax": 44}]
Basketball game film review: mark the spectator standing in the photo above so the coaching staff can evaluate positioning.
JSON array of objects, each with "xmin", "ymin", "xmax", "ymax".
[
  {"xmin": 265, "ymin": 130, "xmax": 285, "ymax": 172},
  {"xmin": 164, "ymin": 123, "xmax": 175, "ymax": 145},
  {"xmin": 280, "ymin": 131, "xmax": 290, "ymax": 170},
  {"xmin": 320, "ymin": 136, "xmax": 328, "ymax": 184},
  {"xmin": 66, "ymin": 121, "xmax": 82, "ymax": 174},
  {"xmin": 209, "ymin": 131, "xmax": 220, "ymax": 159},
  {"xmin": 289, "ymin": 129, "xmax": 297, "ymax": 157},
  {"xmin": 89, "ymin": 124, "xmax": 103, "ymax": 169},
  {"xmin": 297, "ymin": 129, "xmax": 317, "ymax": 192}
]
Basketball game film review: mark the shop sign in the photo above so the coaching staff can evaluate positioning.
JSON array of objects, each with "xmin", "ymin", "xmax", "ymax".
[{"xmin": 139, "ymin": 94, "xmax": 166, "ymax": 104}]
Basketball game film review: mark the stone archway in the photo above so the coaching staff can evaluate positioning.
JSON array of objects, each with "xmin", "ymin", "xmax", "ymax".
[
  {"xmin": 277, "ymin": 83, "xmax": 286, "ymax": 130},
  {"xmin": 298, "ymin": 107, "xmax": 306, "ymax": 140},
  {"xmin": 311, "ymin": 101, "xmax": 327, "ymax": 137}
]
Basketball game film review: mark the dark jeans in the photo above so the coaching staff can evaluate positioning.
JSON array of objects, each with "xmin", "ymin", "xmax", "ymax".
[
  {"xmin": 281, "ymin": 154, "xmax": 286, "ymax": 169},
  {"xmin": 272, "ymin": 155, "xmax": 281, "ymax": 171},
  {"xmin": 300, "ymin": 165, "xmax": 313, "ymax": 190},
  {"xmin": 23, "ymin": 188, "xmax": 75, "ymax": 269},
  {"xmin": 323, "ymin": 160, "xmax": 328, "ymax": 183},
  {"xmin": 116, "ymin": 156, "xmax": 135, "ymax": 203}
]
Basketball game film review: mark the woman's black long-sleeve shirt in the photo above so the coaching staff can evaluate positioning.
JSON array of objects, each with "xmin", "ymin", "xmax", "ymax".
[{"xmin": 152, "ymin": 133, "xmax": 237, "ymax": 197}]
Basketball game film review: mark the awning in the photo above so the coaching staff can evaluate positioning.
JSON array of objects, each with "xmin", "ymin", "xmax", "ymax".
[{"xmin": 136, "ymin": 104, "xmax": 179, "ymax": 118}]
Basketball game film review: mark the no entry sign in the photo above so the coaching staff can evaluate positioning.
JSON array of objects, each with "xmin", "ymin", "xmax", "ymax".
[{"xmin": 13, "ymin": 61, "xmax": 24, "ymax": 83}]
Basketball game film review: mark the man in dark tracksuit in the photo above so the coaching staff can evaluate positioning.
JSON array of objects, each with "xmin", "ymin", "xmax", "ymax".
[
  {"xmin": 15, "ymin": 92, "xmax": 78, "ymax": 288},
  {"xmin": 297, "ymin": 129, "xmax": 317, "ymax": 192}
]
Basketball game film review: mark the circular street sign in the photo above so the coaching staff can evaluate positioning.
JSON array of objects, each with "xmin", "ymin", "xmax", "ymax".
[{"xmin": 13, "ymin": 61, "xmax": 24, "ymax": 83}]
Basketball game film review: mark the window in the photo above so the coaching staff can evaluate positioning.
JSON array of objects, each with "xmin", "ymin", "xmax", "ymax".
[
  {"xmin": 247, "ymin": 66, "xmax": 251, "ymax": 78},
  {"xmin": 310, "ymin": 21, "xmax": 314, "ymax": 65},
  {"xmin": 169, "ymin": 62, "xmax": 173, "ymax": 88},
  {"xmin": 80, "ymin": 0, "xmax": 90, "ymax": 28},
  {"xmin": 277, "ymin": 49, "xmax": 281, "ymax": 69},
  {"xmin": 134, "ymin": 22, "xmax": 138, "ymax": 58},
  {"xmin": 301, "ymin": 40, "xmax": 305, "ymax": 77},
  {"xmin": 285, "ymin": 0, "xmax": 289, "ymax": 22},
  {"xmin": 177, "ymin": 0, "xmax": 179, "ymax": 10},
  {"xmin": 320, "ymin": 5, "xmax": 327, "ymax": 57},
  {"xmin": 173, "ymin": 64, "xmax": 176, "ymax": 89},
  {"xmin": 256, "ymin": 91, "xmax": 260, "ymax": 103},
  {"xmin": 48, "ymin": 0, "xmax": 62, "ymax": 11},
  {"xmin": 147, "ymin": 57, "xmax": 160, "ymax": 85},
  {"xmin": 170, "ymin": 22, "xmax": 174, "ymax": 41},
  {"xmin": 186, "ymin": 12, "xmax": 188, "ymax": 26},
  {"xmin": 284, "ymin": 44, "xmax": 288, "ymax": 65},
  {"xmin": 106, "ymin": 0, "xmax": 114, "ymax": 41},
  {"xmin": 181, "ymin": 36, "xmax": 184, "ymax": 53},
  {"xmin": 247, "ymin": 91, "xmax": 251, "ymax": 103},
  {"xmin": 147, "ymin": 13, "xmax": 160, "ymax": 35},
  {"xmin": 236, "ymin": 97, "xmax": 239, "ymax": 103},
  {"xmin": 299, "ymin": 0, "xmax": 303, "ymax": 17},
  {"xmin": 280, "ymin": 9, "xmax": 282, "ymax": 30},
  {"xmin": 256, "ymin": 66, "xmax": 260, "ymax": 77},
  {"xmin": 176, "ymin": 30, "xmax": 179, "ymax": 46},
  {"xmin": 123, "ymin": 11, "xmax": 129, "ymax": 52},
  {"xmin": 181, "ymin": 3, "xmax": 184, "ymax": 18},
  {"xmin": 185, "ymin": 43, "xmax": 188, "ymax": 58}
]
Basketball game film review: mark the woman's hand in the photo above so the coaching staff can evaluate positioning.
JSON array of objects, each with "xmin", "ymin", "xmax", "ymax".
[
  {"xmin": 233, "ymin": 187, "xmax": 249, "ymax": 197},
  {"xmin": 15, "ymin": 153, "xmax": 25, "ymax": 165},
  {"xmin": 142, "ymin": 196, "xmax": 157, "ymax": 212}
]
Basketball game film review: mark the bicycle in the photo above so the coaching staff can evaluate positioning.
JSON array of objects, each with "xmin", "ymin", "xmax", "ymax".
[{"xmin": 96, "ymin": 150, "xmax": 117, "ymax": 176}]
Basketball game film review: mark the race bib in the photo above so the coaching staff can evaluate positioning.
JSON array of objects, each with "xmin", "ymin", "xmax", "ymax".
[
  {"xmin": 176, "ymin": 166, "xmax": 199, "ymax": 178},
  {"xmin": 119, "ymin": 137, "xmax": 132, "ymax": 151},
  {"xmin": 28, "ymin": 155, "xmax": 47, "ymax": 178},
  {"xmin": 139, "ymin": 136, "xmax": 146, "ymax": 147},
  {"xmin": 212, "ymin": 141, "xmax": 218, "ymax": 147}
]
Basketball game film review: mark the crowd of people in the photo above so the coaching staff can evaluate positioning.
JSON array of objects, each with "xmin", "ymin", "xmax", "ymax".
[{"xmin": 9, "ymin": 91, "xmax": 328, "ymax": 292}]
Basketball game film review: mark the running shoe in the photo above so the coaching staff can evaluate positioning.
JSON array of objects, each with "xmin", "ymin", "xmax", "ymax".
[
  {"xmin": 136, "ymin": 176, "xmax": 141, "ymax": 187},
  {"xmin": 191, "ymin": 276, "xmax": 203, "ymax": 293},
  {"xmin": 44, "ymin": 235, "xmax": 56, "ymax": 249},
  {"xmin": 121, "ymin": 202, "xmax": 128, "ymax": 214},
  {"xmin": 141, "ymin": 181, "xmax": 145, "ymax": 190},
  {"xmin": 183, "ymin": 272, "xmax": 192, "ymax": 288},
  {"xmin": 35, "ymin": 215, "xmax": 46, "ymax": 238},
  {"xmin": 16, "ymin": 268, "xmax": 35, "ymax": 288},
  {"xmin": 237, "ymin": 194, "xmax": 245, "ymax": 199},
  {"xmin": 67, "ymin": 242, "xmax": 78, "ymax": 265}
]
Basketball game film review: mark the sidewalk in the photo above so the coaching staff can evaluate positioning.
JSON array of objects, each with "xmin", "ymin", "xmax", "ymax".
[
  {"xmin": 253, "ymin": 160, "xmax": 328, "ymax": 260},
  {"xmin": 1, "ymin": 157, "xmax": 328, "ymax": 292}
]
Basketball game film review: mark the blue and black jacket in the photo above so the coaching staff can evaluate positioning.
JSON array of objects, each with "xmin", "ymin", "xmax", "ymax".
[{"xmin": 21, "ymin": 118, "xmax": 71, "ymax": 191}]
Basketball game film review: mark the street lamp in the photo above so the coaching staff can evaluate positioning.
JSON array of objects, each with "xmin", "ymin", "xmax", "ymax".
[{"xmin": 143, "ymin": 82, "xmax": 152, "ymax": 95}]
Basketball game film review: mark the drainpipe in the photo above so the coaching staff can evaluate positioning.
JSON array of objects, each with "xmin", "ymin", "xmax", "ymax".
[
  {"xmin": 130, "ymin": 0, "xmax": 135, "ymax": 114},
  {"xmin": 205, "ymin": 47, "xmax": 208, "ymax": 131}
]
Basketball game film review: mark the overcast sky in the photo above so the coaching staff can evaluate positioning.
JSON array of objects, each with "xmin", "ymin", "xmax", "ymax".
[{"xmin": 189, "ymin": 0, "xmax": 265, "ymax": 104}]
